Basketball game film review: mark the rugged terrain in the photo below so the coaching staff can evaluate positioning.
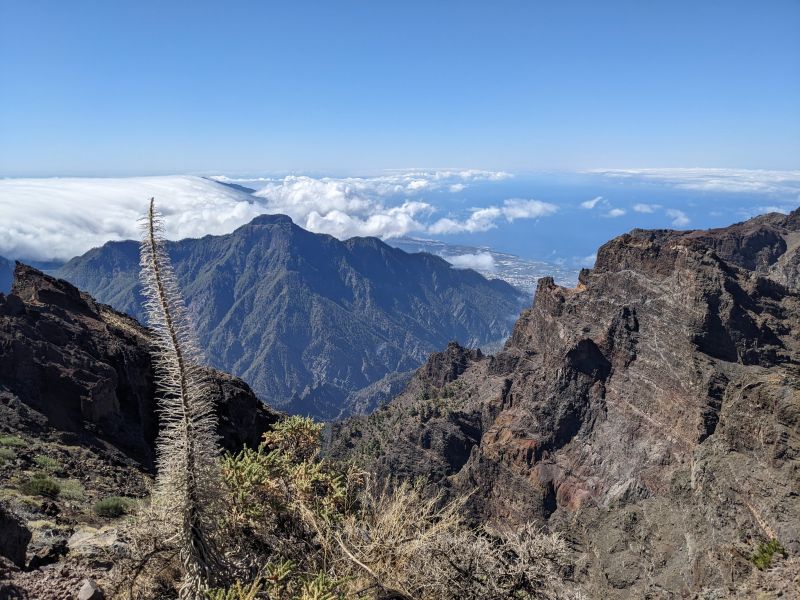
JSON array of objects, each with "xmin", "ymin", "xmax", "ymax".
[
  {"xmin": 0, "ymin": 264, "xmax": 279, "ymax": 599},
  {"xmin": 332, "ymin": 209, "xmax": 800, "ymax": 597},
  {"xmin": 56, "ymin": 214, "xmax": 527, "ymax": 419}
]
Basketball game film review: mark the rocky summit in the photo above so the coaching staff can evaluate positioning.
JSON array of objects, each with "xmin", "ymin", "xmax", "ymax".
[
  {"xmin": 331, "ymin": 209, "xmax": 800, "ymax": 597},
  {"xmin": 55, "ymin": 214, "xmax": 527, "ymax": 420}
]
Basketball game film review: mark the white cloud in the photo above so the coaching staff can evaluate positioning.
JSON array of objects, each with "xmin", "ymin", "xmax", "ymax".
[
  {"xmin": 305, "ymin": 201, "xmax": 431, "ymax": 239},
  {"xmin": 0, "ymin": 170, "xmax": 520, "ymax": 261},
  {"xmin": 428, "ymin": 198, "xmax": 558, "ymax": 234},
  {"xmin": 407, "ymin": 179, "xmax": 430, "ymax": 190},
  {"xmin": 0, "ymin": 176, "xmax": 266, "ymax": 261},
  {"xmin": 250, "ymin": 170, "xmax": 517, "ymax": 240},
  {"xmin": 448, "ymin": 183, "xmax": 466, "ymax": 193},
  {"xmin": 590, "ymin": 168, "xmax": 800, "ymax": 197},
  {"xmin": 446, "ymin": 252, "xmax": 497, "ymax": 272},
  {"xmin": 606, "ymin": 208, "xmax": 626, "ymax": 217},
  {"xmin": 580, "ymin": 196, "xmax": 603, "ymax": 209},
  {"xmin": 633, "ymin": 203, "xmax": 660, "ymax": 213},
  {"xmin": 665, "ymin": 208, "xmax": 690, "ymax": 227},
  {"xmin": 429, "ymin": 207, "xmax": 502, "ymax": 234},
  {"xmin": 501, "ymin": 198, "xmax": 559, "ymax": 220},
  {"xmin": 252, "ymin": 175, "xmax": 438, "ymax": 239}
]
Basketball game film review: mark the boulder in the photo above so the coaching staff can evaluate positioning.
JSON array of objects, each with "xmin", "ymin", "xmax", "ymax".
[{"xmin": 77, "ymin": 578, "xmax": 104, "ymax": 600}]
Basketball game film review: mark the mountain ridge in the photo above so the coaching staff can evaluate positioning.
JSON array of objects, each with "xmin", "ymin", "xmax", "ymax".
[{"xmin": 56, "ymin": 214, "xmax": 528, "ymax": 419}]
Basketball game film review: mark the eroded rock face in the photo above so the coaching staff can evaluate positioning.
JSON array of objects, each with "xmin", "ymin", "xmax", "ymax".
[
  {"xmin": 0, "ymin": 264, "xmax": 279, "ymax": 469},
  {"xmin": 332, "ymin": 208, "xmax": 800, "ymax": 597}
]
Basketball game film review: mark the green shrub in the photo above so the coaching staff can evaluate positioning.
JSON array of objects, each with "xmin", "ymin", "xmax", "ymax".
[
  {"xmin": 0, "ymin": 447, "xmax": 15, "ymax": 464},
  {"xmin": 0, "ymin": 435, "xmax": 26, "ymax": 448},
  {"xmin": 58, "ymin": 479, "xmax": 86, "ymax": 501},
  {"xmin": 751, "ymin": 539, "xmax": 787, "ymax": 570},
  {"xmin": 20, "ymin": 476, "xmax": 61, "ymax": 498},
  {"xmin": 93, "ymin": 496, "xmax": 133, "ymax": 518},
  {"xmin": 208, "ymin": 580, "xmax": 262, "ymax": 600},
  {"xmin": 33, "ymin": 455, "xmax": 60, "ymax": 472}
]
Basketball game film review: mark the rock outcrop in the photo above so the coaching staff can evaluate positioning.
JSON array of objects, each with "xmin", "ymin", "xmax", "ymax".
[
  {"xmin": 331, "ymin": 209, "xmax": 800, "ymax": 597},
  {"xmin": 0, "ymin": 502, "xmax": 31, "ymax": 568},
  {"xmin": 0, "ymin": 263, "xmax": 279, "ymax": 469}
]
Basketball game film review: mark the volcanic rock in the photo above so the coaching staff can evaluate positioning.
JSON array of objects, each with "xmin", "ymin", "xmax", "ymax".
[{"xmin": 332, "ymin": 208, "xmax": 800, "ymax": 597}]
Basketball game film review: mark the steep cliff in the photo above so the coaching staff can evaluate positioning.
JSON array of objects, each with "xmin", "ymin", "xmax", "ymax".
[{"xmin": 331, "ymin": 209, "xmax": 800, "ymax": 596}]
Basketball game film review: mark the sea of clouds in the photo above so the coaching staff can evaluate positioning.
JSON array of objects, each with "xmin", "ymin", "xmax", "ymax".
[
  {"xmin": 591, "ymin": 167, "xmax": 800, "ymax": 197},
  {"xmin": 2, "ymin": 167, "xmax": 798, "ymax": 262},
  {"xmin": 0, "ymin": 170, "xmax": 560, "ymax": 261}
]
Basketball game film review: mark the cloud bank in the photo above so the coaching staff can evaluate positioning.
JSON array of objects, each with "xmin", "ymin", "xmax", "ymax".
[
  {"xmin": 590, "ymin": 168, "xmax": 800, "ymax": 197},
  {"xmin": 249, "ymin": 170, "xmax": 543, "ymax": 240},
  {"xmin": 0, "ymin": 176, "xmax": 265, "ymax": 261},
  {"xmin": 0, "ymin": 170, "xmax": 556, "ymax": 261}
]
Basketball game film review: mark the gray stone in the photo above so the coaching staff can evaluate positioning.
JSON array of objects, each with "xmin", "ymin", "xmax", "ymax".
[
  {"xmin": 77, "ymin": 578, "xmax": 104, "ymax": 600},
  {"xmin": 67, "ymin": 526, "xmax": 120, "ymax": 558}
]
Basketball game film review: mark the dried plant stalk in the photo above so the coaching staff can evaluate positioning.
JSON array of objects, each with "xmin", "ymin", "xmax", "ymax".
[{"xmin": 139, "ymin": 197, "xmax": 222, "ymax": 599}]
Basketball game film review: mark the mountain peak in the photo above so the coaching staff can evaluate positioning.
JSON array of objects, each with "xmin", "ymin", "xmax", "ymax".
[
  {"xmin": 246, "ymin": 213, "xmax": 296, "ymax": 227},
  {"xmin": 56, "ymin": 218, "xmax": 527, "ymax": 419}
]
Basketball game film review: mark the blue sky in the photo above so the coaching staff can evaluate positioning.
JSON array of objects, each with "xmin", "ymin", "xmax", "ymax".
[{"xmin": 1, "ymin": 0, "xmax": 799, "ymax": 176}]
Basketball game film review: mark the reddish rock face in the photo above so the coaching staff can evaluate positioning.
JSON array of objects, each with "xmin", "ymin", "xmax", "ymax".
[
  {"xmin": 0, "ymin": 264, "xmax": 279, "ymax": 470},
  {"xmin": 332, "ymin": 208, "xmax": 800, "ymax": 596}
]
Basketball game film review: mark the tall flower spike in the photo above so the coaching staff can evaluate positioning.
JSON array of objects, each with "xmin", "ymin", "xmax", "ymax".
[{"xmin": 139, "ymin": 198, "xmax": 222, "ymax": 599}]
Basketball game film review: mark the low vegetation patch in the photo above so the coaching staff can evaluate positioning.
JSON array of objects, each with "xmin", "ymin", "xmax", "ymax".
[
  {"xmin": 33, "ymin": 454, "xmax": 61, "ymax": 472},
  {"xmin": 58, "ymin": 478, "xmax": 86, "ymax": 501},
  {"xmin": 0, "ymin": 434, "xmax": 27, "ymax": 448},
  {"xmin": 20, "ymin": 475, "xmax": 61, "ymax": 498},
  {"xmin": 751, "ymin": 539, "xmax": 788, "ymax": 570},
  {"xmin": 93, "ymin": 496, "xmax": 134, "ymax": 518},
  {"xmin": 116, "ymin": 416, "xmax": 578, "ymax": 599},
  {"xmin": 0, "ymin": 447, "xmax": 16, "ymax": 464}
]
